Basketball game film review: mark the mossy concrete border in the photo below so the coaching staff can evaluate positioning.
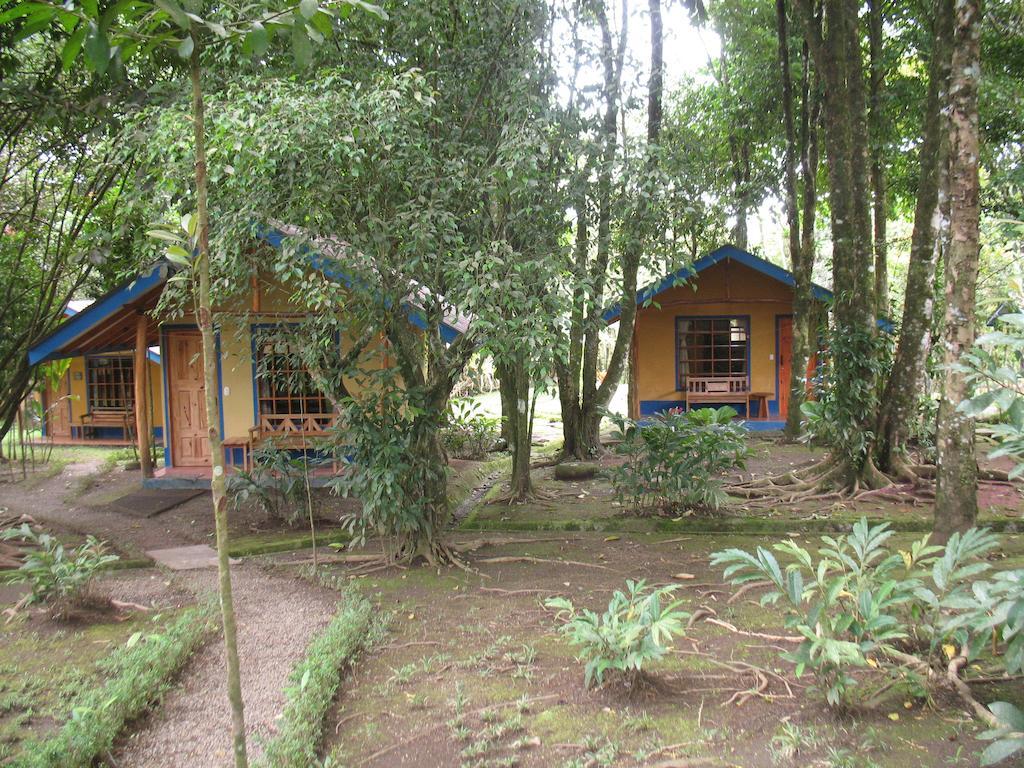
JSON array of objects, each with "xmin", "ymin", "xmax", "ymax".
[{"xmin": 459, "ymin": 516, "xmax": 1023, "ymax": 535}]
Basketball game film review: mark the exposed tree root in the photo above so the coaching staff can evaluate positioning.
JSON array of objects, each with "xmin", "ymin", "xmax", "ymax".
[
  {"xmin": 727, "ymin": 453, "xmax": 943, "ymax": 504},
  {"xmin": 882, "ymin": 647, "xmax": 1003, "ymax": 729}
]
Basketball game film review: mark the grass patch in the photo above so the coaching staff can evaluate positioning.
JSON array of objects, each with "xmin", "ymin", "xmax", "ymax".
[
  {"xmin": 11, "ymin": 603, "xmax": 215, "ymax": 768},
  {"xmin": 255, "ymin": 590, "xmax": 380, "ymax": 768},
  {"xmin": 226, "ymin": 527, "xmax": 351, "ymax": 558}
]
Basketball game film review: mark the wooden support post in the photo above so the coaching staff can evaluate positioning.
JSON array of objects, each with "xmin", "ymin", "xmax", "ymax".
[{"xmin": 134, "ymin": 313, "xmax": 153, "ymax": 478}]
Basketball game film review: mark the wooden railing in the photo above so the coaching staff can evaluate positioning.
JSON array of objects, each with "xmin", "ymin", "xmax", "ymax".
[
  {"xmin": 683, "ymin": 376, "xmax": 749, "ymax": 406},
  {"xmin": 253, "ymin": 412, "xmax": 337, "ymax": 437}
]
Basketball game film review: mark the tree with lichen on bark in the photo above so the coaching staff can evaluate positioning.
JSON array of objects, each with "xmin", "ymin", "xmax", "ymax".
[{"xmin": 933, "ymin": 0, "xmax": 983, "ymax": 542}]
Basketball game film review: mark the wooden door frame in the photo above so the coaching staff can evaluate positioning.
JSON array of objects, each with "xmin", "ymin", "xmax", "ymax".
[
  {"xmin": 44, "ymin": 370, "xmax": 73, "ymax": 438},
  {"xmin": 776, "ymin": 314, "xmax": 793, "ymax": 421},
  {"xmin": 161, "ymin": 325, "xmax": 223, "ymax": 468}
]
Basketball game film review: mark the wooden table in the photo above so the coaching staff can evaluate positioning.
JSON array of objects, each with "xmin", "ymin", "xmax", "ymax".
[{"xmin": 747, "ymin": 392, "xmax": 772, "ymax": 420}]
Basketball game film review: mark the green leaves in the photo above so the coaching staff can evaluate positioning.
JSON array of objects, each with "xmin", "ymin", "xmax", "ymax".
[
  {"xmin": 176, "ymin": 33, "xmax": 194, "ymax": 59},
  {"xmin": 979, "ymin": 701, "xmax": 1024, "ymax": 766},
  {"xmin": 83, "ymin": 22, "xmax": 111, "ymax": 74},
  {"xmin": 608, "ymin": 408, "xmax": 750, "ymax": 513},
  {"xmin": 545, "ymin": 579, "xmax": 690, "ymax": 688}
]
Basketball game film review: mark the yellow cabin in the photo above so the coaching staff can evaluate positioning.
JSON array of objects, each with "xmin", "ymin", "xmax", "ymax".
[
  {"xmin": 28, "ymin": 228, "xmax": 466, "ymax": 487},
  {"xmin": 605, "ymin": 245, "xmax": 831, "ymax": 427}
]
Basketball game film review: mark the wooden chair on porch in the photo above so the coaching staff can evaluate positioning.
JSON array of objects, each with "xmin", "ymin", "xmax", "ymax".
[
  {"xmin": 683, "ymin": 376, "xmax": 750, "ymax": 412},
  {"xmin": 75, "ymin": 408, "xmax": 134, "ymax": 441}
]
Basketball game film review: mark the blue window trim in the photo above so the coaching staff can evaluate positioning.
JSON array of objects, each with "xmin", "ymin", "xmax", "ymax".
[
  {"xmin": 674, "ymin": 314, "xmax": 752, "ymax": 394},
  {"xmin": 161, "ymin": 325, "xmax": 224, "ymax": 469},
  {"xmin": 249, "ymin": 322, "xmax": 340, "ymax": 430}
]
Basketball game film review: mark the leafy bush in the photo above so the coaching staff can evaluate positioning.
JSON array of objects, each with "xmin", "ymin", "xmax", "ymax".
[
  {"xmin": 607, "ymin": 407, "xmax": 749, "ymax": 513},
  {"xmin": 979, "ymin": 701, "xmax": 1024, "ymax": 766},
  {"xmin": 711, "ymin": 519, "xmax": 1016, "ymax": 708},
  {"xmin": 956, "ymin": 312, "xmax": 1024, "ymax": 477},
  {"xmin": 227, "ymin": 443, "xmax": 322, "ymax": 527},
  {"xmin": 15, "ymin": 605, "xmax": 214, "ymax": 767},
  {"xmin": 327, "ymin": 387, "xmax": 450, "ymax": 559},
  {"xmin": 0, "ymin": 525, "xmax": 119, "ymax": 616},
  {"xmin": 257, "ymin": 591, "xmax": 378, "ymax": 768},
  {"xmin": 545, "ymin": 579, "xmax": 690, "ymax": 688},
  {"xmin": 439, "ymin": 398, "xmax": 500, "ymax": 460}
]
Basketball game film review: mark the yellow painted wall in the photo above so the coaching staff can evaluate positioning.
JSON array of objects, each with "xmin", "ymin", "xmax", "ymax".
[
  {"xmin": 634, "ymin": 259, "xmax": 793, "ymax": 407},
  {"xmin": 61, "ymin": 354, "xmax": 164, "ymax": 429},
  {"xmin": 172, "ymin": 273, "xmax": 389, "ymax": 441}
]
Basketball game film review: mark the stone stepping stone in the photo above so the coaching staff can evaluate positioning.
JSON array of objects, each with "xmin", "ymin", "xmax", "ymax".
[
  {"xmin": 145, "ymin": 545, "xmax": 222, "ymax": 571},
  {"xmin": 554, "ymin": 462, "xmax": 601, "ymax": 480}
]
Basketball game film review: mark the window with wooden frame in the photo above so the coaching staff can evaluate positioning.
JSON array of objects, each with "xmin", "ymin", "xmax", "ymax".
[
  {"xmin": 253, "ymin": 330, "xmax": 330, "ymax": 421},
  {"xmin": 676, "ymin": 317, "xmax": 749, "ymax": 388},
  {"xmin": 85, "ymin": 355, "xmax": 135, "ymax": 411}
]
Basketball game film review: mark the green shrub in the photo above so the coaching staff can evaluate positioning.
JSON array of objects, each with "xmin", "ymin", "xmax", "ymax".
[
  {"xmin": 256, "ymin": 591, "xmax": 377, "ymax": 768},
  {"xmin": 440, "ymin": 398, "xmax": 500, "ymax": 460},
  {"xmin": 14, "ymin": 605, "xmax": 214, "ymax": 767},
  {"xmin": 0, "ymin": 525, "xmax": 119, "ymax": 617},
  {"xmin": 227, "ymin": 443, "xmax": 322, "ymax": 527},
  {"xmin": 545, "ymin": 579, "xmax": 689, "ymax": 688},
  {"xmin": 711, "ymin": 519, "xmax": 1017, "ymax": 708},
  {"xmin": 608, "ymin": 407, "xmax": 749, "ymax": 513},
  {"xmin": 979, "ymin": 701, "xmax": 1024, "ymax": 766}
]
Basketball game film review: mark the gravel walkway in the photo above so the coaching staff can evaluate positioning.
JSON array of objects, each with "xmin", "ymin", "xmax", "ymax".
[{"xmin": 118, "ymin": 565, "xmax": 340, "ymax": 766}]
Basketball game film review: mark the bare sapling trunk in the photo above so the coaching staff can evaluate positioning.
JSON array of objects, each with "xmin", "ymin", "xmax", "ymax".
[
  {"xmin": 876, "ymin": 0, "xmax": 953, "ymax": 476},
  {"xmin": 190, "ymin": 41, "xmax": 248, "ymax": 768},
  {"xmin": 934, "ymin": 0, "xmax": 982, "ymax": 542}
]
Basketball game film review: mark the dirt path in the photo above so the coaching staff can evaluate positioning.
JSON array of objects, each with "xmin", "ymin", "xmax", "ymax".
[
  {"xmin": 0, "ymin": 455, "xmax": 209, "ymax": 555},
  {"xmin": 117, "ymin": 564, "xmax": 340, "ymax": 766}
]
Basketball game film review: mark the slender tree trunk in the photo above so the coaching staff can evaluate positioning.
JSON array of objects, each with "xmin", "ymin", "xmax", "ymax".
[
  {"xmin": 559, "ymin": 0, "xmax": 632, "ymax": 460},
  {"xmin": 934, "ymin": 0, "xmax": 982, "ymax": 541},
  {"xmin": 190, "ymin": 42, "xmax": 248, "ymax": 768},
  {"xmin": 506, "ymin": 355, "xmax": 533, "ymax": 499},
  {"xmin": 777, "ymin": 0, "xmax": 818, "ymax": 440},
  {"xmin": 876, "ymin": 0, "xmax": 954, "ymax": 474},
  {"xmin": 626, "ymin": 0, "xmax": 663, "ymax": 422},
  {"xmin": 794, "ymin": 0, "xmax": 880, "ymax": 489},
  {"xmin": 868, "ymin": 0, "xmax": 888, "ymax": 318}
]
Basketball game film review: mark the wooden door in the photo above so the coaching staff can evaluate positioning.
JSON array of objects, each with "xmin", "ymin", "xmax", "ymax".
[
  {"xmin": 46, "ymin": 373, "xmax": 72, "ymax": 438},
  {"xmin": 168, "ymin": 333, "xmax": 211, "ymax": 466},
  {"xmin": 778, "ymin": 317, "xmax": 793, "ymax": 420},
  {"xmin": 778, "ymin": 317, "xmax": 818, "ymax": 420}
]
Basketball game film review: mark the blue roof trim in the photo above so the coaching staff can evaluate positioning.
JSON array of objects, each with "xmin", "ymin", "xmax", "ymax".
[
  {"xmin": 603, "ymin": 245, "xmax": 833, "ymax": 323},
  {"xmin": 62, "ymin": 304, "xmax": 161, "ymax": 364},
  {"xmin": 29, "ymin": 264, "xmax": 170, "ymax": 366},
  {"xmin": 257, "ymin": 226, "xmax": 464, "ymax": 340}
]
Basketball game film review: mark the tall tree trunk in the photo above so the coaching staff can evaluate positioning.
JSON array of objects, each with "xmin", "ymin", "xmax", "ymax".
[
  {"xmin": 934, "ymin": 0, "xmax": 982, "ymax": 541},
  {"xmin": 876, "ymin": 0, "xmax": 954, "ymax": 474},
  {"xmin": 190, "ymin": 42, "xmax": 248, "ymax": 768},
  {"xmin": 558, "ymin": 0, "xmax": 633, "ymax": 460},
  {"xmin": 507, "ymin": 355, "xmax": 533, "ymax": 499},
  {"xmin": 868, "ymin": 0, "xmax": 888, "ymax": 318},
  {"xmin": 795, "ymin": 0, "xmax": 880, "ymax": 490},
  {"xmin": 626, "ymin": 0, "xmax": 663, "ymax": 422},
  {"xmin": 777, "ymin": 0, "xmax": 818, "ymax": 440}
]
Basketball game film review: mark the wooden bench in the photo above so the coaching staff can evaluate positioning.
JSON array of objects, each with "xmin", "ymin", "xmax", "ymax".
[
  {"xmin": 683, "ymin": 376, "xmax": 750, "ymax": 412},
  {"xmin": 238, "ymin": 413, "xmax": 339, "ymax": 472},
  {"xmin": 75, "ymin": 409, "xmax": 134, "ymax": 440}
]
